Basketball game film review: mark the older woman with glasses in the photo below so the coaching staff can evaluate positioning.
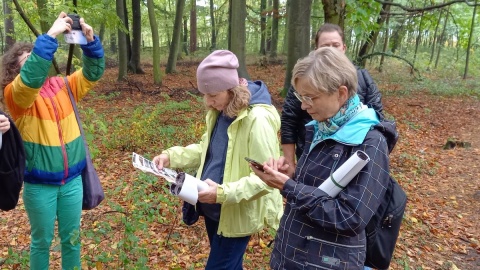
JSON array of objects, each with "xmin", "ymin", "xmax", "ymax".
[{"xmin": 251, "ymin": 47, "xmax": 398, "ymax": 269}]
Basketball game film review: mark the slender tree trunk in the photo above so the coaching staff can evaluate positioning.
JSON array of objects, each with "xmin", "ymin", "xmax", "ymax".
[
  {"xmin": 209, "ymin": 0, "xmax": 216, "ymax": 50},
  {"xmin": 110, "ymin": 31, "xmax": 116, "ymax": 53},
  {"xmin": 283, "ymin": 0, "xmax": 312, "ymax": 95},
  {"xmin": 123, "ymin": 0, "xmax": 132, "ymax": 67},
  {"xmin": 358, "ymin": 0, "xmax": 391, "ymax": 66},
  {"xmin": 413, "ymin": 1, "xmax": 427, "ymax": 67},
  {"xmin": 146, "ymin": 0, "xmax": 162, "ymax": 85},
  {"xmin": 229, "ymin": 0, "xmax": 250, "ymax": 79},
  {"xmin": 260, "ymin": 0, "xmax": 267, "ymax": 55},
  {"xmin": 378, "ymin": 15, "xmax": 391, "ymax": 72},
  {"xmin": 428, "ymin": 10, "xmax": 443, "ymax": 67},
  {"xmin": 166, "ymin": 0, "xmax": 185, "ymax": 74},
  {"xmin": 269, "ymin": 0, "xmax": 279, "ymax": 59},
  {"xmin": 129, "ymin": 0, "xmax": 144, "ymax": 74},
  {"xmin": 99, "ymin": 23, "xmax": 105, "ymax": 44},
  {"xmin": 463, "ymin": 0, "xmax": 477, "ymax": 79},
  {"xmin": 116, "ymin": 0, "xmax": 128, "ymax": 81},
  {"xmin": 183, "ymin": 16, "xmax": 189, "ymax": 55},
  {"xmin": 3, "ymin": 0, "xmax": 15, "ymax": 52},
  {"xmin": 434, "ymin": 7, "xmax": 449, "ymax": 69},
  {"xmin": 36, "ymin": 0, "xmax": 49, "ymax": 33},
  {"xmin": 190, "ymin": 0, "xmax": 197, "ymax": 53}
]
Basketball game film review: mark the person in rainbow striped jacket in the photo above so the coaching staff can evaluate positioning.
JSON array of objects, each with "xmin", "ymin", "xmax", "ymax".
[{"xmin": 0, "ymin": 11, "xmax": 104, "ymax": 270}]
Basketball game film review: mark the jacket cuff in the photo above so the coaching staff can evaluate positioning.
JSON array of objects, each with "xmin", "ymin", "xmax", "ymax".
[
  {"xmin": 33, "ymin": 34, "xmax": 58, "ymax": 61},
  {"xmin": 280, "ymin": 178, "xmax": 296, "ymax": 198},
  {"xmin": 81, "ymin": 35, "xmax": 104, "ymax": 58},
  {"xmin": 216, "ymin": 185, "xmax": 226, "ymax": 203}
]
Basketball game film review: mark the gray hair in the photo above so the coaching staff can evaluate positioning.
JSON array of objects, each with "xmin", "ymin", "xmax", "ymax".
[{"xmin": 291, "ymin": 47, "xmax": 357, "ymax": 97}]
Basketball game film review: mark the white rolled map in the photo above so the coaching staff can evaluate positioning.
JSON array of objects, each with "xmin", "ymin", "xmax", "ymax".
[
  {"xmin": 170, "ymin": 172, "xmax": 209, "ymax": 205},
  {"xmin": 318, "ymin": 150, "xmax": 370, "ymax": 197}
]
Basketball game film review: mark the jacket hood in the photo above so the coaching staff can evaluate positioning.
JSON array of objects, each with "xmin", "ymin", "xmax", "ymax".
[{"xmin": 248, "ymin": 80, "xmax": 271, "ymax": 105}]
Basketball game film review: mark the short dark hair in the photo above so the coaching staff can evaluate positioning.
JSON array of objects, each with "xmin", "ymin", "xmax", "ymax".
[{"xmin": 314, "ymin": 23, "xmax": 345, "ymax": 48}]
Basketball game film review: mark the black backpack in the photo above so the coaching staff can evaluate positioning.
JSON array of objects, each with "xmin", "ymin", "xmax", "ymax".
[
  {"xmin": 0, "ymin": 111, "xmax": 25, "ymax": 211},
  {"xmin": 364, "ymin": 175, "xmax": 407, "ymax": 269}
]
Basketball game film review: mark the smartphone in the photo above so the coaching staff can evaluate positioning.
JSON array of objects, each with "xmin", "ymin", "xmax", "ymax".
[
  {"xmin": 64, "ymin": 14, "xmax": 87, "ymax": 45},
  {"xmin": 245, "ymin": 157, "xmax": 264, "ymax": 170}
]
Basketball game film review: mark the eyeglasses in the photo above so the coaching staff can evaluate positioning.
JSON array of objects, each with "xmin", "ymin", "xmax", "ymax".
[{"xmin": 293, "ymin": 91, "xmax": 319, "ymax": 105}]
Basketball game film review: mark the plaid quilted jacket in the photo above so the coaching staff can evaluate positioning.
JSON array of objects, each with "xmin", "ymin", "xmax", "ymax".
[{"xmin": 270, "ymin": 120, "xmax": 398, "ymax": 270}]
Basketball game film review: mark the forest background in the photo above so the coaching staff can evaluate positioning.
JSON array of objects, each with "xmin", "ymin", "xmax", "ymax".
[{"xmin": 0, "ymin": 0, "xmax": 480, "ymax": 269}]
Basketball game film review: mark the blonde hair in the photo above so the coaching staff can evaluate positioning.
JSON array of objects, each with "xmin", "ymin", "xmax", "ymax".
[
  {"xmin": 291, "ymin": 47, "xmax": 357, "ymax": 97},
  {"xmin": 204, "ymin": 84, "xmax": 251, "ymax": 118}
]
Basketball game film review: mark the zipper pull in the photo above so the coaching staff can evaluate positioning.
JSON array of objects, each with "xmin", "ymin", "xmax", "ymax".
[{"xmin": 383, "ymin": 214, "xmax": 393, "ymax": 228}]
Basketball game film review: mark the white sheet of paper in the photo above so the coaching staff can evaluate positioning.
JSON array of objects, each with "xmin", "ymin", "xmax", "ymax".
[{"xmin": 131, "ymin": 152, "xmax": 177, "ymax": 183}]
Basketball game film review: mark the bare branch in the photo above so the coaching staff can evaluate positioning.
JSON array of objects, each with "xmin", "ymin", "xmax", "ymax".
[{"xmin": 375, "ymin": 0, "xmax": 479, "ymax": 14}]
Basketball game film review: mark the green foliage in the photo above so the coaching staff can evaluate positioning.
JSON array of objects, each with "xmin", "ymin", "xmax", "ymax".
[
  {"xmin": 80, "ymin": 95, "xmax": 204, "ymax": 155},
  {"xmin": 81, "ymin": 173, "xmax": 181, "ymax": 269}
]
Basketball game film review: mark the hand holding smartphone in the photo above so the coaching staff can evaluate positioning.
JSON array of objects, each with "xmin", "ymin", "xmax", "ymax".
[{"xmin": 245, "ymin": 157, "xmax": 264, "ymax": 171}]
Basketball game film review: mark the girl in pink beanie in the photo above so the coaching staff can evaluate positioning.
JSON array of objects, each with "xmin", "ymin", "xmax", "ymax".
[{"xmin": 153, "ymin": 50, "xmax": 283, "ymax": 269}]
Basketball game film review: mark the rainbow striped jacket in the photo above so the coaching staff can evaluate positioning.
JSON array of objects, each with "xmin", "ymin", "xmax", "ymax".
[{"xmin": 4, "ymin": 34, "xmax": 105, "ymax": 185}]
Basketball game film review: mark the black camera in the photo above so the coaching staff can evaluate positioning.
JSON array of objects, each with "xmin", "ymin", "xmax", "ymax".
[{"xmin": 67, "ymin": 14, "xmax": 82, "ymax": 30}]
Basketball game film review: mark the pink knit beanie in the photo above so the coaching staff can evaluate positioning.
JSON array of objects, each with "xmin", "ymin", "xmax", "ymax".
[{"xmin": 196, "ymin": 50, "xmax": 239, "ymax": 94}]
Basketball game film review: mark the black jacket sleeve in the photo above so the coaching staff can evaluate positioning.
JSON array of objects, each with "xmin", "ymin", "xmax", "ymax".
[
  {"xmin": 280, "ymin": 85, "xmax": 303, "ymax": 145},
  {"xmin": 357, "ymin": 68, "xmax": 384, "ymax": 119}
]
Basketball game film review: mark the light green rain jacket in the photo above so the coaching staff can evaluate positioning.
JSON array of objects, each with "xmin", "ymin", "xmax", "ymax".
[{"xmin": 163, "ymin": 104, "xmax": 284, "ymax": 237}]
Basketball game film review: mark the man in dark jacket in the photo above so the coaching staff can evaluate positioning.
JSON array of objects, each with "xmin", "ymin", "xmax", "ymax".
[{"xmin": 281, "ymin": 23, "xmax": 384, "ymax": 172}]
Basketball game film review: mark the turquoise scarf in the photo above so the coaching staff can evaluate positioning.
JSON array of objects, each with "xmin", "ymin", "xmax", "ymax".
[{"xmin": 311, "ymin": 94, "xmax": 363, "ymax": 147}]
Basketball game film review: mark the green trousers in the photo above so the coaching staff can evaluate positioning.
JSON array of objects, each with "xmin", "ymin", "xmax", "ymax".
[{"xmin": 23, "ymin": 175, "xmax": 83, "ymax": 270}]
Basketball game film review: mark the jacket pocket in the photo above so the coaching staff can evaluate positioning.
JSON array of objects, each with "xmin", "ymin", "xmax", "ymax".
[{"xmin": 304, "ymin": 236, "xmax": 365, "ymax": 270}]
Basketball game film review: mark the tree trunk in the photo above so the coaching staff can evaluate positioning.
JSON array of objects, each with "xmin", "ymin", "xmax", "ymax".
[
  {"xmin": 36, "ymin": 0, "xmax": 49, "ymax": 33},
  {"xmin": 260, "ymin": 0, "xmax": 267, "ymax": 55},
  {"xmin": 166, "ymin": 0, "xmax": 185, "ymax": 74},
  {"xmin": 123, "ymin": 0, "xmax": 132, "ymax": 68},
  {"xmin": 183, "ymin": 16, "xmax": 189, "ymax": 55},
  {"xmin": 283, "ymin": 0, "xmax": 312, "ymax": 95},
  {"xmin": 209, "ymin": 0, "xmax": 216, "ymax": 50},
  {"xmin": 116, "ymin": 0, "xmax": 128, "ymax": 81},
  {"xmin": 129, "ymin": 0, "xmax": 144, "ymax": 74},
  {"xmin": 434, "ymin": 8, "xmax": 449, "ymax": 69},
  {"xmin": 378, "ymin": 14, "xmax": 391, "ymax": 72},
  {"xmin": 413, "ymin": 0, "xmax": 427, "ymax": 67},
  {"xmin": 110, "ymin": 31, "xmax": 117, "ymax": 53},
  {"xmin": 146, "ymin": 0, "xmax": 162, "ymax": 85},
  {"xmin": 463, "ymin": 0, "xmax": 477, "ymax": 79},
  {"xmin": 99, "ymin": 23, "xmax": 105, "ymax": 45},
  {"xmin": 190, "ymin": 0, "xmax": 197, "ymax": 53},
  {"xmin": 269, "ymin": 0, "xmax": 279, "ymax": 59},
  {"xmin": 321, "ymin": 0, "xmax": 345, "ymax": 27},
  {"xmin": 428, "ymin": 10, "xmax": 442, "ymax": 67},
  {"xmin": 3, "ymin": 0, "xmax": 15, "ymax": 52},
  {"xmin": 357, "ymin": 0, "xmax": 391, "ymax": 66},
  {"xmin": 229, "ymin": 0, "xmax": 250, "ymax": 80}
]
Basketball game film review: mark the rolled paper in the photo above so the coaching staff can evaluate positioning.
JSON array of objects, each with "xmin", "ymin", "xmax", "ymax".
[
  {"xmin": 170, "ymin": 172, "xmax": 209, "ymax": 204},
  {"xmin": 318, "ymin": 150, "xmax": 370, "ymax": 197}
]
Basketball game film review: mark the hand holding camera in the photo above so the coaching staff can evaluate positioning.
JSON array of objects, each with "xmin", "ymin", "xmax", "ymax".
[{"xmin": 47, "ymin": 12, "xmax": 93, "ymax": 45}]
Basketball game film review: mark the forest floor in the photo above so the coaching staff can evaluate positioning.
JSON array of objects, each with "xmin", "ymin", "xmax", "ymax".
[{"xmin": 1, "ymin": 60, "xmax": 479, "ymax": 270}]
